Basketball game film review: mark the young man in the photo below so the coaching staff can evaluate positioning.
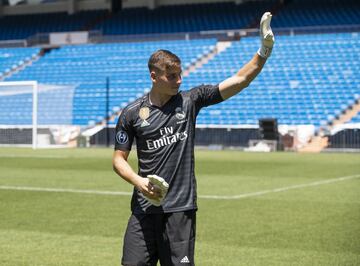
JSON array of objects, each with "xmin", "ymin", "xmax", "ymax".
[{"xmin": 113, "ymin": 12, "xmax": 274, "ymax": 266}]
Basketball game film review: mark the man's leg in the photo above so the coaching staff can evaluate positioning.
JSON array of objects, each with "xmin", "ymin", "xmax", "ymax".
[
  {"xmin": 157, "ymin": 210, "xmax": 196, "ymax": 266},
  {"xmin": 122, "ymin": 213, "xmax": 159, "ymax": 266}
]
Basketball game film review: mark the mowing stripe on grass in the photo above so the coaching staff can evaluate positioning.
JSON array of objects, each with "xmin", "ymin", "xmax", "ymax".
[{"xmin": 0, "ymin": 174, "xmax": 359, "ymax": 199}]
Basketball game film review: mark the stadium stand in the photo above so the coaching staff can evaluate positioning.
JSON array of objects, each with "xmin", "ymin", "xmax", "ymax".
[
  {"xmin": 3, "ymin": 39, "xmax": 217, "ymax": 125},
  {"xmin": 272, "ymin": 0, "xmax": 360, "ymax": 28},
  {"xmin": 0, "ymin": 0, "xmax": 359, "ymax": 149},
  {"xmin": 93, "ymin": 1, "xmax": 276, "ymax": 35},
  {"xmin": 0, "ymin": 1, "xmax": 279, "ymax": 41},
  {"xmin": 2, "ymin": 32, "xmax": 359, "ymax": 128},
  {"xmin": 184, "ymin": 33, "xmax": 360, "ymax": 127},
  {"xmin": 0, "ymin": 10, "xmax": 105, "ymax": 40},
  {"xmin": 1, "ymin": 0, "xmax": 359, "ymax": 40}
]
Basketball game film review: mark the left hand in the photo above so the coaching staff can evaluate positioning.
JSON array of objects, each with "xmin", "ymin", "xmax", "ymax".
[
  {"xmin": 143, "ymin": 175, "xmax": 169, "ymax": 206},
  {"xmin": 258, "ymin": 12, "xmax": 275, "ymax": 58}
]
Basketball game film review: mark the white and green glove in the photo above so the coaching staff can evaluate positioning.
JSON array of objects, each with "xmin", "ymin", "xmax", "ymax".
[
  {"xmin": 144, "ymin": 174, "xmax": 169, "ymax": 207},
  {"xmin": 257, "ymin": 12, "xmax": 275, "ymax": 59}
]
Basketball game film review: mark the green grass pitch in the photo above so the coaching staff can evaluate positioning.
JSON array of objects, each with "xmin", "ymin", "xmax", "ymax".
[{"xmin": 0, "ymin": 148, "xmax": 359, "ymax": 265}]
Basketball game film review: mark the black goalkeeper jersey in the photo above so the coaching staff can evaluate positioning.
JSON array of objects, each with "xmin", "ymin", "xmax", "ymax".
[{"xmin": 115, "ymin": 84, "xmax": 223, "ymax": 214}]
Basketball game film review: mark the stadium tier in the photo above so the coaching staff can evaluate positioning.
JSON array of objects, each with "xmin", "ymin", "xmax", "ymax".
[
  {"xmin": 272, "ymin": 0, "xmax": 360, "ymax": 28},
  {"xmin": 93, "ymin": 1, "xmax": 275, "ymax": 35},
  {"xmin": 1, "ymin": 32, "xmax": 359, "ymax": 127},
  {"xmin": 0, "ymin": 10, "xmax": 105, "ymax": 40},
  {"xmin": 183, "ymin": 33, "xmax": 360, "ymax": 126},
  {"xmin": 0, "ymin": 1, "xmax": 359, "ymax": 41},
  {"xmin": 0, "ymin": 1, "xmax": 278, "ymax": 40},
  {"xmin": 2, "ymin": 39, "xmax": 216, "ymax": 125}
]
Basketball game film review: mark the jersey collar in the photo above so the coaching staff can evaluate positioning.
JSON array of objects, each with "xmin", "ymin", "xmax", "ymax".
[{"xmin": 145, "ymin": 92, "xmax": 179, "ymax": 110}]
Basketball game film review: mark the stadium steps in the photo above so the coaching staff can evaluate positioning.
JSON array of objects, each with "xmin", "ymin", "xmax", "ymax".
[
  {"xmin": 298, "ymin": 135, "xmax": 329, "ymax": 153},
  {"xmin": 0, "ymin": 50, "xmax": 42, "ymax": 81},
  {"xmin": 330, "ymin": 99, "xmax": 360, "ymax": 127},
  {"xmin": 299, "ymin": 98, "xmax": 360, "ymax": 152},
  {"xmin": 183, "ymin": 41, "xmax": 231, "ymax": 77}
]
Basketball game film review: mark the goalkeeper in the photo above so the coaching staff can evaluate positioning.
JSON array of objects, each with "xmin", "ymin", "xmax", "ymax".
[{"xmin": 113, "ymin": 12, "xmax": 274, "ymax": 266}]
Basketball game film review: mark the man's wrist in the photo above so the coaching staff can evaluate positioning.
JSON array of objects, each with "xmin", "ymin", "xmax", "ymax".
[
  {"xmin": 257, "ymin": 46, "xmax": 272, "ymax": 59},
  {"xmin": 133, "ymin": 175, "xmax": 145, "ymax": 190}
]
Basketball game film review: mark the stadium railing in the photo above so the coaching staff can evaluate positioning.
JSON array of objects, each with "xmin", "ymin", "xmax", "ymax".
[
  {"xmin": 2, "ymin": 24, "xmax": 359, "ymax": 48},
  {"xmin": 0, "ymin": 39, "xmax": 28, "ymax": 48}
]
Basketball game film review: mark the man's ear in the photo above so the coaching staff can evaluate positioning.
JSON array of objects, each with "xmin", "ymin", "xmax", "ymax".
[{"xmin": 150, "ymin": 71, "xmax": 157, "ymax": 82}]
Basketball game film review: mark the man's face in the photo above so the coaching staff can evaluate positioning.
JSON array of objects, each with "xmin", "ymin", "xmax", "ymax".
[{"xmin": 151, "ymin": 66, "xmax": 182, "ymax": 96}]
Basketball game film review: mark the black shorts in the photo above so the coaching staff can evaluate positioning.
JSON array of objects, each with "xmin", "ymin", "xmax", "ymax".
[{"xmin": 121, "ymin": 210, "xmax": 196, "ymax": 266}]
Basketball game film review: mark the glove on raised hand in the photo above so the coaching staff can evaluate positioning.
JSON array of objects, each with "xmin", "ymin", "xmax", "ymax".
[
  {"xmin": 257, "ymin": 12, "xmax": 275, "ymax": 59},
  {"xmin": 144, "ymin": 174, "xmax": 169, "ymax": 207}
]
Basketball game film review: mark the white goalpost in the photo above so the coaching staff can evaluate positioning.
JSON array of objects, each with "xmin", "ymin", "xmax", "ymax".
[
  {"xmin": 0, "ymin": 81, "xmax": 38, "ymax": 149},
  {"xmin": 0, "ymin": 80, "xmax": 80, "ymax": 149}
]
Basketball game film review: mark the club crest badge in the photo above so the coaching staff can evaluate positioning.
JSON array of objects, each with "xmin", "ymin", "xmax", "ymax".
[
  {"xmin": 139, "ymin": 107, "xmax": 150, "ymax": 127},
  {"xmin": 175, "ymin": 107, "xmax": 186, "ymax": 120}
]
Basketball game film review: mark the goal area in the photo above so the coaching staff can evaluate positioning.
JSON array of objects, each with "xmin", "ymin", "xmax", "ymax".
[{"xmin": 0, "ymin": 81, "xmax": 80, "ymax": 149}]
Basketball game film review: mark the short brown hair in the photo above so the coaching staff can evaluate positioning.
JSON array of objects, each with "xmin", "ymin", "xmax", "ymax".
[{"xmin": 148, "ymin": 50, "xmax": 181, "ymax": 73}]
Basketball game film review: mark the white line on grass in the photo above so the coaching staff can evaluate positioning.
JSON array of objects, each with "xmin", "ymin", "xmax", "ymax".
[
  {"xmin": 0, "ymin": 154, "xmax": 69, "ymax": 159},
  {"xmin": 0, "ymin": 174, "xmax": 359, "ymax": 200},
  {"xmin": 0, "ymin": 186, "xmax": 132, "ymax": 196},
  {"xmin": 199, "ymin": 174, "xmax": 360, "ymax": 199}
]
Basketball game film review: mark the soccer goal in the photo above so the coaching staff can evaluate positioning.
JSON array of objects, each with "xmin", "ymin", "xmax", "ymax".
[{"xmin": 0, "ymin": 81, "xmax": 80, "ymax": 149}]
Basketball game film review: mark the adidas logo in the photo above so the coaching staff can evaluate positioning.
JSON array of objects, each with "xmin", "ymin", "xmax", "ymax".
[
  {"xmin": 140, "ymin": 120, "xmax": 150, "ymax": 127},
  {"xmin": 180, "ymin": 256, "xmax": 190, "ymax": 264}
]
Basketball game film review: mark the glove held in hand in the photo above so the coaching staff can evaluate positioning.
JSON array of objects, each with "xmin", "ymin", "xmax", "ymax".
[{"xmin": 143, "ymin": 175, "xmax": 169, "ymax": 207}]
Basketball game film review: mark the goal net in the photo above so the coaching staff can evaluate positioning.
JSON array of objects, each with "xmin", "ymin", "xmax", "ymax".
[{"xmin": 0, "ymin": 81, "xmax": 80, "ymax": 149}]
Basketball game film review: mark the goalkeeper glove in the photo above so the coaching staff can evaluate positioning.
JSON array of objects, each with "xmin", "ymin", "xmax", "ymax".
[
  {"xmin": 257, "ymin": 12, "xmax": 275, "ymax": 59},
  {"xmin": 144, "ymin": 174, "xmax": 169, "ymax": 207}
]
